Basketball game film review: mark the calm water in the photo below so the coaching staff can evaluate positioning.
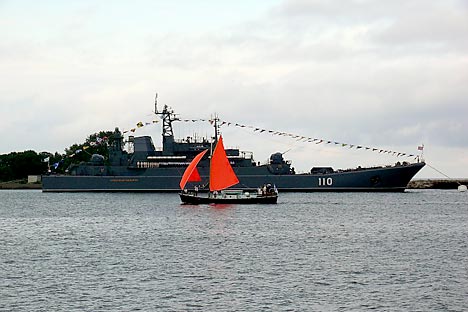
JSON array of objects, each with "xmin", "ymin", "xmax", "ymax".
[{"xmin": 0, "ymin": 190, "xmax": 467, "ymax": 311}]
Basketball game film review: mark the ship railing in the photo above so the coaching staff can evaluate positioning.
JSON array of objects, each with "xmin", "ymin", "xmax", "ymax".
[
  {"xmin": 147, "ymin": 156, "xmax": 187, "ymax": 160},
  {"xmin": 227, "ymin": 151, "xmax": 253, "ymax": 160}
]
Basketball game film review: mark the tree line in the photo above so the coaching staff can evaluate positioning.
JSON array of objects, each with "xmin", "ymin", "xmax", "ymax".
[{"xmin": 0, "ymin": 130, "xmax": 114, "ymax": 182}]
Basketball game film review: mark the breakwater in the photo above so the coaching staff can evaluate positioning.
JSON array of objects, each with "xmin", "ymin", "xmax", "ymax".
[{"xmin": 408, "ymin": 179, "xmax": 468, "ymax": 189}]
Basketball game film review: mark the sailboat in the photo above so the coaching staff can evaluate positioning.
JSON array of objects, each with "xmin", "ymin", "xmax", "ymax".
[{"xmin": 179, "ymin": 136, "xmax": 278, "ymax": 204}]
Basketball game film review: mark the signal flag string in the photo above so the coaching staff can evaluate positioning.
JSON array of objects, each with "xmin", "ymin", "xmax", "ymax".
[
  {"xmin": 213, "ymin": 119, "xmax": 420, "ymax": 160},
  {"xmin": 116, "ymin": 115, "xmax": 421, "ymax": 160}
]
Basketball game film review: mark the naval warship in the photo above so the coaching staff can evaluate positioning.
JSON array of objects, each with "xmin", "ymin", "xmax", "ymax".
[{"xmin": 42, "ymin": 104, "xmax": 425, "ymax": 192}]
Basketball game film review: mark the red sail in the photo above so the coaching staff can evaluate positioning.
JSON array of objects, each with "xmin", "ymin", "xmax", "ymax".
[
  {"xmin": 209, "ymin": 136, "xmax": 239, "ymax": 191},
  {"xmin": 188, "ymin": 167, "xmax": 201, "ymax": 182},
  {"xmin": 179, "ymin": 149, "xmax": 208, "ymax": 190}
]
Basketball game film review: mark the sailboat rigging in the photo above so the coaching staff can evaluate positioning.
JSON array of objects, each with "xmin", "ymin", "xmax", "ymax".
[{"xmin": 179, "ymin": 136, "xmax": 278, "ymax": 204}]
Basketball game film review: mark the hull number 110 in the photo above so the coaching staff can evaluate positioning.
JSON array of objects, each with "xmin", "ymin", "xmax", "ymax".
[{"xmin": 318, "ymin": 177, "xmax": 333, "ymax": 186}]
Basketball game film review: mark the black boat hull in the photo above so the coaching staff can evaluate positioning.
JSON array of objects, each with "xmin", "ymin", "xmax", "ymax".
[
  {"xmin": 42, "ymin": 162, "xmax": 425, "ymax": 192},
  {"xmin": 180, "ymin": 193, "xmax": 278, "ymax": 204}
]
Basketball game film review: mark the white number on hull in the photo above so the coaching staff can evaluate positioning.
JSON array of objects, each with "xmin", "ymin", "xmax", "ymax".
[{"xmin": 318, "ymin": 177, "xmax": 333, "ymax": 186}]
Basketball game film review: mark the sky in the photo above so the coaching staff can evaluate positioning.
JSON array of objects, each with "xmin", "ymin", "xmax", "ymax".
[{"xmin": 1, "ymin": 0, "xmax": 467, "ymax": 178}]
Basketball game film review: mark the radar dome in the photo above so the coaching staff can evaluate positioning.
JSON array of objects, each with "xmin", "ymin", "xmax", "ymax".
[{"xmin": 90, "ymin": 154, "xmax": 105, "ymax": 165}]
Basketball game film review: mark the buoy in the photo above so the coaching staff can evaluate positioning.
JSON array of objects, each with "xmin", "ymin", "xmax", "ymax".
[{"xmin": 458, "ymin": 185, "xmax": 467, "ymax": 192}]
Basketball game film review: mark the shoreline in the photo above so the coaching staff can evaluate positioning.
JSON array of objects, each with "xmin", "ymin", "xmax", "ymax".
[
  {"xmin": 1, "ymin": 179, "xmax": 467, "ymax": 190},
  {"xmin": 0, "ymin": 182, "xmax": 42, "ymax": 190}
]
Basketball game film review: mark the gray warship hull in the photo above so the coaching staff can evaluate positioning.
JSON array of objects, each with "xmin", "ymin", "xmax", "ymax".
[{"xmin": 42, "ymin": 162, "xmax": 425, "ymax": 192}]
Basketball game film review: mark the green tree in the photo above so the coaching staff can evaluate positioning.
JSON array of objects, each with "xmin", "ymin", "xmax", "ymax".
[
  {"xmin": 0, "ymin": 151, "xmax": 47, "ymax": 182},
  {"xmin": 0, "ymin": 130, "xmax": 116, "ymax": 179},
  {"xmin": 58, "ymin": 130, "xmax": 114, "ymax": 172}
]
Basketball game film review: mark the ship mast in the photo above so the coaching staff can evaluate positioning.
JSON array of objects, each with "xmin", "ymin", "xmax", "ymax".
[
  {"xmin": 160, "ymin": 105, "xmax": 176, "ymax": 139},
  {"xmin": 155, "ymin": 95, "xmax": 178, "ymax": 155}
]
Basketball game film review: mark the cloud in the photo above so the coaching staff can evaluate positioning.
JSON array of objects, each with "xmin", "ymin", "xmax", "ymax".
[
  {"xmin": 375, "ymin": 3, "xmax": 468, "ymax": 50},
  {"xmin": 1, "ymin": 0, "xmax": 467, "ymax": 178}
]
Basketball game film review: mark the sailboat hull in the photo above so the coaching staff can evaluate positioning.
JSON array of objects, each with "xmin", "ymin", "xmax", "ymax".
[{"xmin": 179, "ymin": 192, "xmax": 278, "ymax": 204}]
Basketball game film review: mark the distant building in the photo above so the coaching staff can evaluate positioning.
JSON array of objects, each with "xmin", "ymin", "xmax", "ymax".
[{"xmin": 28, "ymin": 175, "xmax": 42, "ymax": 183}]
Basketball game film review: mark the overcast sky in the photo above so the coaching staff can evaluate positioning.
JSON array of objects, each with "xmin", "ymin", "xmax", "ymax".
[{"xmin": 1, "ymin": 0, "xmax": 467, "ymax": 178}]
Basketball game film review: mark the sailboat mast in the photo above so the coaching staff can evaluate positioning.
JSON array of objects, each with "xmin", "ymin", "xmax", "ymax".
[{"xmin": 213, "ymin": 114, "xmax": 219, "ymax": 146}]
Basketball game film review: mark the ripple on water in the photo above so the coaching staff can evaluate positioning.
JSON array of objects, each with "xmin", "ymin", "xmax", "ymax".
[{"xmin": 0, "ymin": 190, "xmax": 467, "ymax": 311}]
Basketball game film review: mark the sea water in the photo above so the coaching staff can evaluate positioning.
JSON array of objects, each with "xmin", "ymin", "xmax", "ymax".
[{"xmin": 0, "ymin": 190, "xmax": 467, "ymax": 311}]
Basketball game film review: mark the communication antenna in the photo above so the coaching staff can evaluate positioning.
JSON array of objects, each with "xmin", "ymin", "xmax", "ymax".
[{"xmin": 154, "ymin": 92, "xmax": 158, "ymax": 114}]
